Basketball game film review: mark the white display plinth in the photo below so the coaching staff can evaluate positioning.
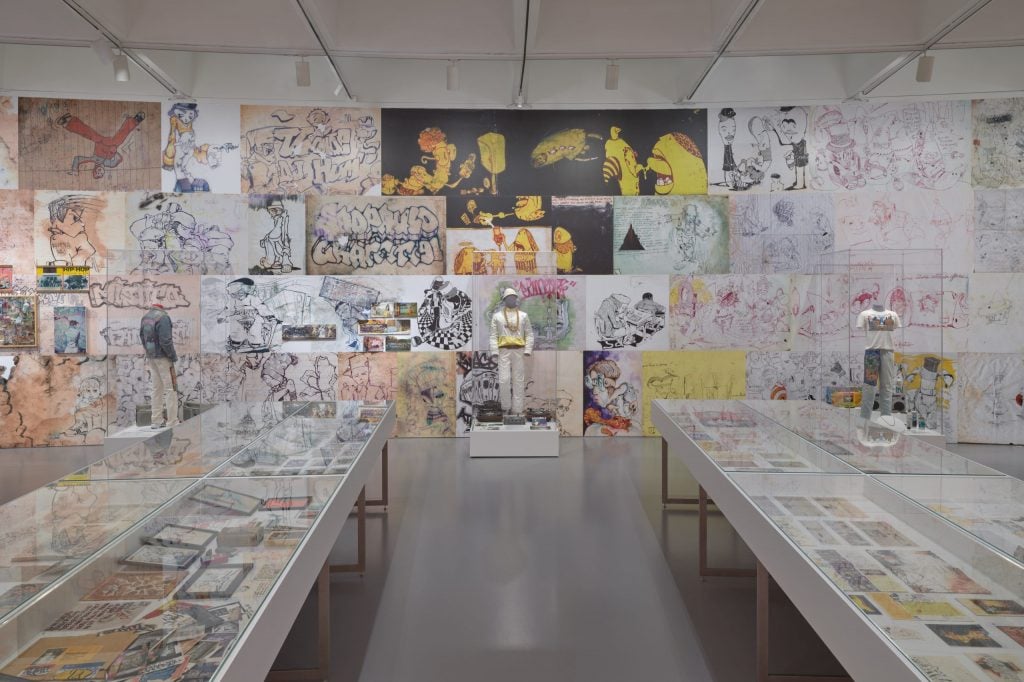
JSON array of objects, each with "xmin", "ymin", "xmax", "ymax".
[
  {"xmin": 469, "ymin": 420, "xmax": 560, "ymax": 458},
  {"xmin": 868, "ymin": 411, "xmax": 946, "ymax": 447}
]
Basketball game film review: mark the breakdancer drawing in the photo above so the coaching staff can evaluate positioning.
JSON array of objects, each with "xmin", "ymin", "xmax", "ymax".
[{"xmin": 57, "ymin": 110, "xmax": 147, "ymax": 179}]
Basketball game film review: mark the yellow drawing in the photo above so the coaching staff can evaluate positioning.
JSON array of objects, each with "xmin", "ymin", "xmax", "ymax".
[
  {"xmin": 602, "ymin": 126, "xmax": 708, "ymax": 196},
  {"xmin": 512, "ymin": 195, "xmax": 545, "ymax": 221},
  {"xmin": 452, "ymin": 241, "xmax": 476, "ymax": 275},
  {"xmin": 641, "ymin": 351, "xmax": 746, "ymax": 436},
  {"xmin": 383, "ymin": 126, "xmax": 479, "ymax": 195},
  {"xmin": 602, "ymin": 127, "xmax": 643, "ymax": 195},
  {"xmin": 478, "ymin": 132, "xmax": 506, "ymax": 195},
  {"xmin": 553, "ymin": 226, "xmax": 577, "ymax": 273},
  {"xmin": 460, "ymin": 196, "xmax": 546, "ymax": 228},
  {"xmin": 531, "ymin": 128, "xmax": 602, "ymax": 167},
  {"xmin": 511, "ymin": 227, "xmax": 541, "ymax": 274}
]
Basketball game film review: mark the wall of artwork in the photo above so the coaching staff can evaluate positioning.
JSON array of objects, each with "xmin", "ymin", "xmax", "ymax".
[{"xmin": 0, "ymin": 96, "xmax": 1022, "ymax": 446}]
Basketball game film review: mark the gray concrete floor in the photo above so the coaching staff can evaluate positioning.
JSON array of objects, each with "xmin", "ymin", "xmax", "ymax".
[{"xmin": 4, "ymin": 435, "xmax": 1022, "ymax": 681}]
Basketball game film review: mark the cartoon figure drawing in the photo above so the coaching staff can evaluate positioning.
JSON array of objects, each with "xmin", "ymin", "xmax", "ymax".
[
  {"xmin": 770, "ymin": 107, "xmax": 808, "ymax": 190},
  {"xmin": 594, "ymin": 292, "xmax": 665, "ymax": 348},
  {"xmin": 382, "ymin": 126, "xmax": 480, "ymax": 196},
  {"xmin": 162, "ymin": 102, "xmax": 237, "ymax": 193},
  {"xmin": 902, "ymin": 356, "xmax": 954, "ymax": 431},
  {"xmin": 45, "ymin": 194, "xmax": 101, "ymax": 266},
  {"xmin": 339, "ymin": 355, "xmax": 392, "ymax": 401},
  {"xmin": 219, "ymin": 277, "xmax": 280, "ymax": 353},
  {"xmin": 260, "ymin": 354, "xmax": 298, "ymax": 402},
  {"xmin": 553, "ymin": 226, "xmax": 578, "ymax": 273},
  {"xmin": 257, "ymin": 198, "xmax": 294, "ymax": 273},
  {"xmin": 718, "ymin": 109, "xmax": 739, "ymax": 190},
  {"xmin": 583, "ymin": 357, "xmax": 640, "ymax": 436},
  {"xmin": 602, "ymin": 126, "xmax": 707, "ymax": 196},
  {"xmin": 129, "ymin": 200, "xmax": 234, "ymax": 274},
  {"xmin": 530, "ymin": 128, "xmax": 602, "ymax": 167},
  {"xmin": 57, "ymin": 110, "xmax": 146, "ymax": 179},
  {"xmin": 414, "ymin": 277, "xmax": 473, "ymax": 350}
]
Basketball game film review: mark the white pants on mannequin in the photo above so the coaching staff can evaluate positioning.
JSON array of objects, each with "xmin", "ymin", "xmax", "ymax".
[
  {"xmin": 148, "ymin": 357, "xmax": 178, "ymax": 426},
  {"xmin": 497, "ymin": 347, "xmax": 525, "ymax": 414}
]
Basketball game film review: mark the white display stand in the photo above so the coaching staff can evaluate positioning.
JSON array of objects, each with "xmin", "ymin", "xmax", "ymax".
[
  {"xmin": 469, "ymin": 420, "xmax": 560, "ymax": 458},
  {"xmin": 869, "ymin": 411, "xmax": 946, "ymax": 447}
]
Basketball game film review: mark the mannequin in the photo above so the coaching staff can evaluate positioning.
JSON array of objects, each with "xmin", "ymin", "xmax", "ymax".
[
  {"xmin": 856, "ymin": 302, "xmax": 901, "ymax": 422},
  {"xmin": 489, "ymin": 288, "xmax": 534, "ymax": 415}
]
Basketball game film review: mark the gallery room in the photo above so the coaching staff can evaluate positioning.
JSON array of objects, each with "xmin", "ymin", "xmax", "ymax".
[{"xmin": 1, "ymin": 0, "xmax": 1024, "ymax": 680}]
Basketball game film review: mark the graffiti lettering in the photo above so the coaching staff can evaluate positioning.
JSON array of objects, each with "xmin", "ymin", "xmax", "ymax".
[
  {"xmin": 515, "ymin": 277, "xmax": 576, "ymax": 299},
  {"xmin": 310, "ymin": 202, "xmax": 442, "ymax": 271},
  {"xmin": 88, "ymin": 277, "xmax": 191, "ymax": 309}
]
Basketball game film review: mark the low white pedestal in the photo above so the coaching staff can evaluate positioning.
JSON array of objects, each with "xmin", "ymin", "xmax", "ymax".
[
  {"xmin": 469, "ymin": 420, "xmax": 560, "ymax": 458},
  {"xmin": 868, "ymin": 411, "xmax": 946, "ymax": 447}
]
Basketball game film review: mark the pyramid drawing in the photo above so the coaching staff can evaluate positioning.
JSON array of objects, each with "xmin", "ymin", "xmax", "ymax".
[{"xmin": 619, "ymin": 224, "xmax": 645, "ymax": 251}]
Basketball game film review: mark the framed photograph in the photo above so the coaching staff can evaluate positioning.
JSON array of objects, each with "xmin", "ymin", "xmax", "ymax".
[
  {"xmin": 176, "ymin": 563, "xmax": 253, "ymax": 600},
  {"xmin": 385, "ymin": 336, "xmax": 412, "ymax": 352},
  {"xmin": 83, "ymin": 571, "xmax": 185, "ymax": 601},
  {"xmin": 143, "ymin": 523, "xmax": 217, "ymax": 550},
  {"xmin": 0, "ymin": 265, "xmax": 12, "ymax": 290},
  {"xmin": 189, "ymin": 484, "xmax": 262, "ymax": 515},
  {"xmin": 282, "ymin": 324, "xmax": 337, "ymax": 341},
  {"xmin": 357, "ymin": 318, "xmax": 410, "ymax": 335},
  {"xmin": 363, "ymin": 335, "xmax": 384, "ymax": 352},
  {"xmin": 121, "ymin": 544, "xmax": 202, "ymax": 570},
  {"xmin": 925, "ymin": 623, "xmax": 1001, "ymax": 648},
  {"xmin": 394, "ymin": 302, "xmax": 418, "ymax": 318},
  {"xmin": 262, "ymin": 496, "xmax": 311, "ymax": 511},
  {"xmin": 959, "ymin": 598, "xmax": 1024, "ymax": 617},
  {"xmin": 266, "ymin": 530, "xmax": 306, "ymax": 548},
  {"xmin": 53, "ymin": 305, "xmax": 87, "ymax": 354},
  {"xmin": 36, "ymin": 268, "xmax": 63, "ymax": 291},
  {"xmin": 369, "ymin": 301, "xmax": 395, "ymax": 318},
  {"xmin": 0, "ymin": 295, "xmax": 38, "ymax": 348}
]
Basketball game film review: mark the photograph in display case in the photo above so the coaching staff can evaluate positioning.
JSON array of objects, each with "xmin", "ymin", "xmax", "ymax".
[
  {"xmin": 926, "ymin": 624, "xmax": 1002, "ymax": 648},
  {"xmin": 0, "ymin": 295, "xmax": 38, "ymax": 347},
  {"xmin": 46, "ymin": 601, "xmax": 147, "ymax": 631},
  {"xmin": 83, "ymin": 571, "xmax": 185, "ymax": 601},
  {"xmin": 262, "ymin": 496, "xmax": 312, "ymax": 511},
  {"xmin": 0, "ymin": 630, "xmax": 139, "ymax": 680},
  {"xmin": 189, "ymin": 484, "xmax": 262, "ymax": 516},
  {"xmin": 143, "ymin": 523, "xmax": 218, "ymax": 550},
  {"xmin": 176, "ymin": 563, "xmax": 253, "ymax": 600},
  {"xmin": 121, "ymin": 544, "xmax": 202, "ymax": 570}
]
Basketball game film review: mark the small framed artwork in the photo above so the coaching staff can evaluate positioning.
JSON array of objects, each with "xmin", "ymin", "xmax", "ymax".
[
  {"xmin": 262, "ymin": 496, "xmax": 312, "ymax": 511},
  {"xmin": 121, "ymin": 544, "xmax": 202, "ymax": 571},
  {"xmin": 266, "ymin": 530, "xmax": 306, "ymax": 548},
  {"xmin": 189, "ymin": 484, "xmax": 262, "ymax": 515},
  {"xmin": 385, "ymin": 337, "xmax": 412, "ymax": 352},
  {"xmin": 394, "ymin": 302, "xmax": 418, "ymax": 318},
  {"xmin": 83, "ymin": 571, "xmax": 185, "ymax": 601},
  {"xmin": 282, "ymin": 324, "xmax": 337, "ymax": 341},
  {"xmin": 176, "ymin": 563, "xmax": 253, "ymax": 600},
  {"xmin": 36, "ymin": 268, "xmax": 63, "ymax": 291},
  {"xmin": 53, "ymin": 306, "xmax": 87, "ymax": 354},
  {"xmin": 142, "ymin": 523, "xmax": 217, "ymax": 550},
  {"xmin": 369, "ymin": 301, "xmax": 395, "ymax": 318},
  {"xmin": 363, "ymin": 336, "xmax": 384, "ymax": 352},
  {"xmin": 0, "ymin": 295, "xmax": 38, "ymax": 348},
  {"xmin": 0, "ymin": 266, "xmax": 12, "ymax": 290}
]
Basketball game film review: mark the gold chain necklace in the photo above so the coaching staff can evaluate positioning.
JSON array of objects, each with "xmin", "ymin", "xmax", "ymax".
[{"xmin": 503, "ymin": 307, "xmax": 520, "ymax": 333}]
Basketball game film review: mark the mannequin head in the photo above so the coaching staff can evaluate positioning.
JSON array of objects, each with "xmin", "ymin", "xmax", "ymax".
[{"xmin": 501, "ymin": 287, "xmax": 519, "ymax": 309}]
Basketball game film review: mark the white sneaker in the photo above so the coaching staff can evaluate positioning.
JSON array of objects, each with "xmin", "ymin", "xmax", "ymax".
[
  {"xmin": 165, "ymin": 419, "xmax": 181, "ymax": 428},
  {"xmin": 151, "ymin": 422, "xmax": 166, "ymax": 429}
]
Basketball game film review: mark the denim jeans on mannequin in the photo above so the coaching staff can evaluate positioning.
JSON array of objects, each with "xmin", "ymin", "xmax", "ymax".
[{"xmin": 860, "ymin": 349, "xmax": 895, "ymax": 419}]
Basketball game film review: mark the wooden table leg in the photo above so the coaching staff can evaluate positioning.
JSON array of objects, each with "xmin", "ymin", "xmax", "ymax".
[
  {"xmin": 266, "ymin": 561, "xmax": 330, "ymax": 681},
  {"xmin": 365, "ymin": 442, "xmax": 389, "ymax": 509},
  {"xmin": 331, "ymin": 488, "xmax": 366, "ymax": 575},
  {"xmin": 662, "ymin": 438, "xmax": 699, "ymax": 506}
]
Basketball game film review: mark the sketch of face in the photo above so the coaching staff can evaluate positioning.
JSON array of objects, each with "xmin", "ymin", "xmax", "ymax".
[
  {"xmin": 227, "ymin": 282, "xmax": 253, "ymax": 300},
  {"xmin": 78, "ymin": 377, "xmax": 102, "ymax": 407},
  {"xmin": 175, "ymin": 109, "xmax": 197, "ymax": 125},
  {"xmin": 307, "ymin": 109, "xmax": 330, "ymax": 131},
  {"xmin": 779, "ymin": 119, "xmax": 799, "ymax": 141},
  {"xmin": 718, "ymin": 117, "xmax": 736, "ymax": 143}
]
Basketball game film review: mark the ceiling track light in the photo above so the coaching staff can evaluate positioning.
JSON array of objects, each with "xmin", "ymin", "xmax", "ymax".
[
  {"xmin": 605, "ymin": 60, "xmax": 619, "ymax": 90},
  {"xmin": 513, "ymin": 94, "xmax": 526, "ymax": 109},
  {"xmin": 112, "ymin": 52, "xmax": 130, "ymax": 82},
  {"xmin": 295, "ymin": 58, "xmax": 311, "ymax": 87},
  {"xmin": 446, "ymin": 60, "xmax": 460, "ymax": 91},
  {"xmin": 915, "ymin": 53, "xmax": 935, "ymax": 83}
]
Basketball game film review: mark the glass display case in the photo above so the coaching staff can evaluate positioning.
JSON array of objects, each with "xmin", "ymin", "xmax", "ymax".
[
  {"xmin": 732, "ymin": 472, "xmax": 1024, "ymax": 682},
  {"xmin": 810, "ymin": 249, "xmax": 951, "ymax": 440}
]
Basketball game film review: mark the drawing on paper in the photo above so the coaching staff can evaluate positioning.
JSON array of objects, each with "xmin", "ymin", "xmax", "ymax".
[
  {"xmin": 248, "ymin": 194, "xmax": 304, "ymax": 275},
  {"xmin": 397, "ymin": 352, "xmax": 455, "ymax": 437},
  {"xmin": 446, "ymin": 227, "xmax": 553, "ymax": 275},
  {"xmin": 35, "ymin": 191, "xmax": 123, "ymax": 269},
  {"xmin": 0, "ymin": 296, "xmax": 38, "ymax": 348},
  {"xmin": 91, "ymin": 275, "xmax": 199, "ymax": 356},
  {"xmin": 746, "ymin": 351, "xmax": 859, "ymax": 402},
  {"xmin": 670, "ymin": 275, "xmax": 791, "ymax": 350},
  {"xmin": 707, "ymin": 106, "xmax": 810, "ymax": 193},
  {"xmin": 583, "ymin": 350, "xmax": 642, "ymax": 436},
  {"xmin": 414, "ymin": 276, "xmax": 473, "ymax": 351},
  {"xmin": 308, "ymin": 196, "xmax": 444, "ymax": 276},
  {"xmin": 161, "ymin": 101, "xmax": 239, "ymax": 193},
  {"xmin": 809, "ymin": 101, "xmax": 970, "ymax": 192},
  {"xmin": 19, "ymin": 98, "xmax": 160, "ymax": 190},
  {"xmin": 957, "ymin": 353, "xmax": 1024, "ymax": 445},
  {"xmin": 338, "ymin": 353, "xmax": 397, "ymax": 402},
  {"xmin": 613, "ymin": 196, "xmax": 729, "ymax": 274},
  {"xmin": 0, "ymin": 191, "xmax": 34, "ymax": 276},
  {"xmin": 0, "ymin": 96, "xmax": 16, "ymax": 188},
  {"xmin": 549, "ymin": 196, "xmax": 614, "ymax": 274},
  {"xmin": 896, "ymin": 353, "xmax": 956, "ymax": 438},
  {"xmin": 53, "ymin": 305, "xmax": 87, "ymax": 354},
  {"xmin": 197, "ymin": 353, "xmax": 338, "ymax": 404},
  {"xmin": 974, "ymin": 189, "xmax": 1024, "ymax": 273},
  {"xmin": 240, "ymin": 105, "xmax": 381, "ymax": 195},
  {"xmin": 729, "ymin": 193, "xmax": 834, "ymax": 273},
  {"xmin": 969, "ymin": 274, "xmax": 1023, "ymax": 353},
  {"xmin": 0, "ymin": 355, "xmax": 106, "ymax": 447},
  {"xmin": 587, "ymin": 275, "xmax": 669, "ymax": 350},
  {"xmin": 972, "ymin": 98, "xmax": 1024, "ymax": 189},
  {"xmin": 127, "ymin": 192, "xmax": 243, "ymax": 275},
  {"xmin": 318, "ymin": 276, "xmax": 383, "ymax": 352},
  {"xmin": 475, "ymin": 275, "xmax": 586, "ymax": 351},
  {"xmin": 641, "ymin": 351, "xmax": 745, "ymax": 436}
]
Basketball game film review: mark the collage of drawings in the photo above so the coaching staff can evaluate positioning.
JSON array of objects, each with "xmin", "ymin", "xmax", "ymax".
[{"xmin": 0, "ymin": 96, "xmax": 1023, "ymax": 447}]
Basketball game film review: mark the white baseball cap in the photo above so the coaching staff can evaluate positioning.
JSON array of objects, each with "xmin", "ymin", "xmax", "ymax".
[{"xmin": 501, "ymin": 287, "xmax": 519, "ymax": 299}]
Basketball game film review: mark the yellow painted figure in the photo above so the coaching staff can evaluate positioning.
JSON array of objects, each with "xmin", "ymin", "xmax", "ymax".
[
  {"xmin": 647, "ymin": 132, "xmax": 708, "ymax": 195},
  {"xmin": 553, "ymin": 226, "xmax": 576, "ymax": 273},
  {"xmin": 602, "ymin": 127, "xmax": 643, "ymax": 195}
]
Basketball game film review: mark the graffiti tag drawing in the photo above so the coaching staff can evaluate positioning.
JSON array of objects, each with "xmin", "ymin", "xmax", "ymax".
[
  {"xmin": 972, "ymin": 98, "xmax": 1024, "ymax": 189},
  {"xmin": 730, "ymin": 194, "xmax": 834, "ymax": 274},
  {"xmin": 19, "ymin": 98, "xmax": 161, "ymax": 190},
  {"xmin": 707, "ymin": 107, "xmax": 810, "ymax": 193},
  {"xmin": 671, "ymin": 274, "xmax": 792, "ymax": 350},
  {"xmin": 809, "ymin": 101, "xmax": 969, "ymax": 192},
  {"xmin": 162, "ymin": 101, "xmax": 238, "ymax": 193},
  {"xmin": 128, "ymin": 193, "xmax": 240, "ymax": 275},
  {"xmin": 974, "ymin": 189, "xmax": 1024, "ymax": 273},
  {"xmin": 613, "ymin": 195, "xmax": 729, "ymax": 274},
  {"xmin": 241, "ymin": 106, "xmax": 381, "ymax": 195},
  {"xmin": 307, "ymin": 196, "xmax": 444, "ymax": 275}
]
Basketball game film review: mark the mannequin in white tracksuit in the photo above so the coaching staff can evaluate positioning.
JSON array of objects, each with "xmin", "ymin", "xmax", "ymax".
[{"xmin": 489, "ymin": 288, "xmax": 534, "ymax": 415}]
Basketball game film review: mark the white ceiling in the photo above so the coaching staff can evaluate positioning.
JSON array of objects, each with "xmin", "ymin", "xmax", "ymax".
[{"xmin": 0, "ymin": 0, "xmax": 1022, "ymax": 106}]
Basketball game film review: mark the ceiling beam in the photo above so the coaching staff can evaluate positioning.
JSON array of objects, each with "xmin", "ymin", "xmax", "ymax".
[
  {"xmin": 680, "ymin": 0, "xmax": 766, "ymax": 102},
  {"xmin": 849, "ymin": 0, "xmax": 996, "ymax": 98},
  {"xmin": 294, "ymin": 0, "xmax": 353, "ymax": 100},
  {"xmin": 60, "ymin": 0, "xmax": 187, "ymax": 97}
]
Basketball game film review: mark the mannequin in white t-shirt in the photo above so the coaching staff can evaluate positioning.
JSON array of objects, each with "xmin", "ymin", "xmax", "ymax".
[{"xmin": 856, "ymin": 303, "xmax": 901, "ymax": 421}]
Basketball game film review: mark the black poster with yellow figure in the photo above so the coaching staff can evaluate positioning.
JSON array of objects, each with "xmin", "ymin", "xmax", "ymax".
[{"xmin": 382, "ymin": 109, "xmax": 708, "ymax": 198}]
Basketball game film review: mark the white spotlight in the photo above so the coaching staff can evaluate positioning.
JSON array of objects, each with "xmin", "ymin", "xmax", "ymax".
[
  {"xmin": 605, "ymin": 60, "xmax": 619, "ymax": 90},
  {"xmin": 915, "ymin": 53, "xmax": 934, "ymax": 83},
  {"xmin": 446, "ymin": 60, "xmax": 459, "ymax": 91},
  {"xmin": 295, "ymin": 59, "xmax": 311, "ymax": 87},
  {"xmin": 90, "ymin": 38, "xmax": 114, "ymax": 65},
  {"xmin": 113, "ymin": 53, "xmax": 130, "ymax": 82},
  {"xmin": 514, "ymin": 94, "xmax": 525, "ymax": 109},
  {"xmin": 333, "ymin": 83, "xmax": 343, "ymax": 97}
]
